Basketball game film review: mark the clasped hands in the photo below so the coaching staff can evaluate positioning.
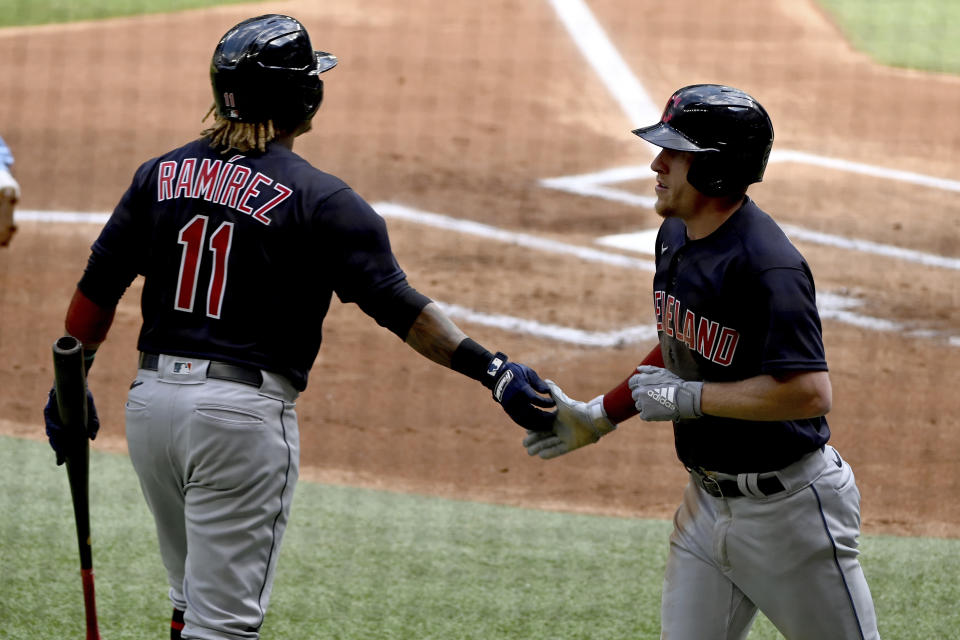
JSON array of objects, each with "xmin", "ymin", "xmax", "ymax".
[{"xmin": 523, "ymin": 366, "xmax": 703, "ymax": 459}]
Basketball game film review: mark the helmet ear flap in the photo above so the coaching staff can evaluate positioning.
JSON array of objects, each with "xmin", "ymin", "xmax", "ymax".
[
  {"xmin": 275, "ymin": 76, "xmax": 323, "ymax": 132},
  {"xmin": 298, "ymin": 77, "xmax": 323, "ymax": 126},
  {"xmin": 687, "ymin": 153, "xmax": 731, "ymax": 197},
  {"xmin": 688, "ymin": 149, "xmax": 766, "ymax": 197}
]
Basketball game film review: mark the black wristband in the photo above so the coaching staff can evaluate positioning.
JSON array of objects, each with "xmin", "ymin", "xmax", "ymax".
[
  {"xmin": 450, "ymin": 338, "xmax": 506, "ymax": 388},
  {"xmin": 83, "ymin": 347, "xmax": 97, "ymax": 374}
]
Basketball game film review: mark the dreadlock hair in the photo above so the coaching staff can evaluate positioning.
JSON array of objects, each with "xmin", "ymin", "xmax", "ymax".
[{"xmin": 200, "ymin": 104, "xmax": 278, "ymax": 154}]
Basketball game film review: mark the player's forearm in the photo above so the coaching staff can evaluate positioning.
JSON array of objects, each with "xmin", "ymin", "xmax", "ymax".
[
  {"xmin": 403, "ymin": 302, "xmax": 468, "ymax": 368},
  {"xmin": 403, "ymin": 302, "xmax": 510, "ymax": 385},
  {"xmin": 601, "ymin": 343, "xmax": 665, "ymax": 423},
  {"xmin": 64, "ymin": 287, "xmax": 116, "ymax": 351},
  {"xmin": 700, "ymin": 370, "xmax": 832, "ymax": 421}
]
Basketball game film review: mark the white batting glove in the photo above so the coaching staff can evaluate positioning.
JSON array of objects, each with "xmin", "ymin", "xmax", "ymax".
[
  {"xmin": 523, "ymin": 380, "xmax": 616, "ymax": 459},
  {"xmin": 628, "ymin": 365, "xmax": 703, "ymax": 421},
  {"xmin": 0, "ymin": 166, "xmax": 20, "ymax": 201},
  {"xmin": 0, "ymin": 166, "xmax": 19, "ymax": 247}
]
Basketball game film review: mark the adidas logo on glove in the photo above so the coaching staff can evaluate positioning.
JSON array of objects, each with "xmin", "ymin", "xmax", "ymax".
[{"xmin": 646, "ymin": 387, "xmax": 677, "ymax": 411}]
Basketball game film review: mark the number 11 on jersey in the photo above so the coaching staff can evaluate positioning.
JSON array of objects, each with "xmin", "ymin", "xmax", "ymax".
[{"xmin": 175, "ymin": 214, "xmax": 234, "ymax": 319}]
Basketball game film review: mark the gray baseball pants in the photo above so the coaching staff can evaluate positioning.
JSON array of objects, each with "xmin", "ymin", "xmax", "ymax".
[{"xmin": 126, "ymin": 354, "xmax": 300, "ymax": 640}]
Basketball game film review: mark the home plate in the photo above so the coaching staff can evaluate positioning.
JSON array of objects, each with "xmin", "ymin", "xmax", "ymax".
[{"xmin": 595, "ymin": 229, "xmax": 659, "ymax": 255}]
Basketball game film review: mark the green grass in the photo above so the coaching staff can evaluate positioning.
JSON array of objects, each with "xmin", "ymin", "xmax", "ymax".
[
  {"xmin": 3, "ymin": 435, "xmax": 959, "ymax": 639},
  {"xmin": 817, "ymin": 0, "xmax": 960, "ymax": 73},
  {"xmin": 0, "ymin": 0, "xmax": 260, "ymax": 27},
  {"xmin": 1, "ymin": 0, "xmax": 955, "ymax": 76}
]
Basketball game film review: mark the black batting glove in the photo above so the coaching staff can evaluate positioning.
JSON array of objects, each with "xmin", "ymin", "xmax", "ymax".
[
  {"xmin": 43, "ymin": 387, "xmax": 100, "ymax": 465},
  {"xmin": 484, "ymin": 353, "xmax": 557, "ymax": 432}
]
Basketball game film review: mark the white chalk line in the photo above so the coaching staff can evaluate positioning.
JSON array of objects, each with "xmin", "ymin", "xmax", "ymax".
[
  {"xmin": 770, "ymin": 150, "xmax": 960, "ymax": 193},
  {"xmin": 22, "ymin": 204, "xmax": 942, "ymax": 345},
  {"xmin": 594, "ymin": 219, "xmax": 960, "ymax": 272},
  {"xmin": 16, "ymin": 210, "xmax": 110, "ymax": 223},
  {"xmin": 375, "ymin": 203, "xmax": 958, "ymax": 344},
  {"xmin": 15, "ymin": 206, "xmax": 657, "ymax": 347},
  {"xmin": 546, "ymin": 0, "xmax": 661, "ymax": 133},
  {"xmin": 435, "ymin": 302, "xmax": 659, "ymax": 348},
  {"xmin": 540, "ymin": 164, "xmax": 960, "ymax": 271},
  {"xmin": 779, "ymin": 224, "xmax": 960, "ymax": 271},
  {"xmin": 13, "ymin": 0, "xmax": 958, "ymax": 346},
  {"xmin": 540, "ymin": 165, "xmax": 657, "ymax": 209},
  {"xmin": 373, "ymin": 202, "xmax": 654, "ymax": 272},
  {"xmin": 542, "ymin": 0, "xmax": 960, "ymax": 273}
]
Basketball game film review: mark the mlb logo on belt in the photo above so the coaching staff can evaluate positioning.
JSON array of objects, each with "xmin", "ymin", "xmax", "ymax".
[{"xmin": 173, "ymin": 361, "xmax": 193, "ymax": 374}]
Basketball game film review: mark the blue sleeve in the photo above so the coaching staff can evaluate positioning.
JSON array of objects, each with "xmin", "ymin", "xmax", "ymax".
[
  {"xmin": 77, "ymin": 161, "xmax": 155, "ymax": 307},
  {"xmin": 315, "ymin": 188, "xmax": 431, "ymax": 337},
  {"xmin": 756, "ymin": 264, "xmax": 828, "ymax": 374},
  {"xmin": 0, "ymin": 135, "xmax": 13, "ymax": 169}
]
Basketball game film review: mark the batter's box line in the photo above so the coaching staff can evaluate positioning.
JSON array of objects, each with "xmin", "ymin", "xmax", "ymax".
[
  {"xmin": 18, "ymin": 206, "xmax": 960, "ymax": 348},
  {"xmin": 540, "ymin": 150, "xmax": 960, "ymax": 272},
  {"xmin": 435, "ymin": 301, "xmax": 659, "ymax": 348},
  {"xmin": 433, "ymin": 292, "xmax": 957, "ymax": 349},
  {"xmin": 435, "ymin": 294, "xmax": 959, "ymax": 347},
  {"xmin": 374, "ymin": 202, "xmax": 959, "ymax": 348}
]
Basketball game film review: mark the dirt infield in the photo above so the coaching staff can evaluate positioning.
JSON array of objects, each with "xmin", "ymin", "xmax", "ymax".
[{"xmin": 1, "ymin": 0, "xmax": 958, "ymax": 538}]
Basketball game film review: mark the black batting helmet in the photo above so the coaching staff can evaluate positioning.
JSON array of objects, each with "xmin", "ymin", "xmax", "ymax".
[
  {"xmin": 210, "ymin": 14, "xmax": 337, "ymax": 131},
  {"xmin": 633, "ymin": 84, "xmax": 774, "ymax": 197}
]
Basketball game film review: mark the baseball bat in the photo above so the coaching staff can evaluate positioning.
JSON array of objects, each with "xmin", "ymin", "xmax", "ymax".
[{"xmin": 52, "ymin": 335, "xmax": 102, "ymax": 640}]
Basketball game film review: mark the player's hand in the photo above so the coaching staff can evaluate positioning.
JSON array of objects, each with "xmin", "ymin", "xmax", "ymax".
[
  {"xmin": 490, "ymin": 358, "xmax": 557, "ymax": 432},
  {"xmin": 0, "ymin": 221, "xmax": 16, "ymax": 247},
  {"xmin": 0, "ymin": 166, "xmax": 19, "ymax": 247},
  {"xmin": 628, "ymin": 365, "xmax": 703, "ymax": 421},
  {"xmin": 523, "ymin": 381, "xmax": 616, "ymax": 459},
  {"xmin": 43, "ymin": 387, "xmax": 100, "ymax": 466}
]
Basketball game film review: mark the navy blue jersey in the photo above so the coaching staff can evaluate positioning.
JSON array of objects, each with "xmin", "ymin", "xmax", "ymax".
[
  {"xmin": 653, "ymin": 198, "xmax": 829, "ymax": 473},
  {"xmin": 78, "ymin": 138, "xmax": 428, "ymax": 391}
]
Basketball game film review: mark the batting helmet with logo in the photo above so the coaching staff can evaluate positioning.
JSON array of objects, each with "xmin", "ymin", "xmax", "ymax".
[
  {"xmin": 210, "ymin": 14, "xmax": 338, "ymax": 131},
  {"xmin": 632, "ymin": 84, "xmax": 774, "ymax": 197}
]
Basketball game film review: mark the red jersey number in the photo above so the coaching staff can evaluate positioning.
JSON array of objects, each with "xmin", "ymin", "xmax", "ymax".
[{"xmin": 175, "ymin": 214, "xmax": 234, "ymax": 319}]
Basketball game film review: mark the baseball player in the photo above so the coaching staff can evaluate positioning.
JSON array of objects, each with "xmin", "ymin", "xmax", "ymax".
[
  {"xmin": 524, "ymin": 85, "xmax": 880, "ymax": 639},
  {"xmin": 42, "ymin": 15, "xmax": 555, "ymax": 640},
  {"xmin": 0, "ymin": 134, "xmax": 20, "ymax": 247}
]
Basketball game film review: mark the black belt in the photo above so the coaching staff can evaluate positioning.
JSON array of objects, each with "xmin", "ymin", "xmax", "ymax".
[
  {"xmin": 692, "ymin": 470, "xmax": 785, "ymax": 498},
  {"xmin": 138, "ymin": 352, "xmax": 263, "ymax": 388}
]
